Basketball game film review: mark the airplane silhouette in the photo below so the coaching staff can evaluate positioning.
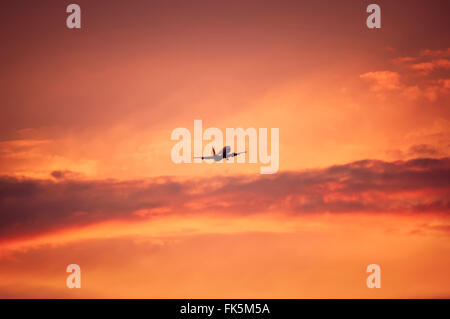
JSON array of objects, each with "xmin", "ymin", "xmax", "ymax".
[{"xmin": 194, "ymin": 146, "xmax": 246, "ymax": 162}]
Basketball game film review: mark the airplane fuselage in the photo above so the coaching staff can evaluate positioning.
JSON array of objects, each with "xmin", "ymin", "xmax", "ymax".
[{"xmin": 200, "ymin": 146, "xmax": 241, "ymax": 161}]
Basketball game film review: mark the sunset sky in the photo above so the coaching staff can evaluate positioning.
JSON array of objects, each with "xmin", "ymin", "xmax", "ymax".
[{"xmin": 0, "ymin": 0, "xmax": 449, "ymax": 298}]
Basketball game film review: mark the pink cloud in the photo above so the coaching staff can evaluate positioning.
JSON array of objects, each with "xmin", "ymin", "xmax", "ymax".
[
  {"xmin": 411, "ymin": 59, "xmax": 450, "ymax": 74},
  {"xmin": 362, "ymin": 48, "xmax": 450, "ymax": 101},
  {"xmin": 420, "ymin": 48, "xmax": 450, "ymax": 58},
  {"xmin": 360, "ymin": 71, "xmax": 401, "ymax": 92}
]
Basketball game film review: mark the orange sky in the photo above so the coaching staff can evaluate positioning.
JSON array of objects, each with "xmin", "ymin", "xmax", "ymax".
[{"xmin": 0, "ymin": 0, "xmax": 449, "ymax": 298}]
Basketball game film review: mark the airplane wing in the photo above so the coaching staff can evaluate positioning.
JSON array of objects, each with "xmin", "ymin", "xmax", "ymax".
[
  {"xmin": 194, "ymin": 156, "xmax": 216, "ymax": 160},
  {"xmin": 229, "ymin": 151, "xmax": 246, "ymax": 158}
]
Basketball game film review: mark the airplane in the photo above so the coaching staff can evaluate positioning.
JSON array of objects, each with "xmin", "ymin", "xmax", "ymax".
[{"xmin": 194, "ymin": 146, "xmax": 246, "ymax": 162}]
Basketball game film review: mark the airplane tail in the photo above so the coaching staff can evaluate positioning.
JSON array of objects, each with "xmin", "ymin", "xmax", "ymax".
[{"xmin": 212, "ymin": 147, "xmax": 215, "ymax": 156}]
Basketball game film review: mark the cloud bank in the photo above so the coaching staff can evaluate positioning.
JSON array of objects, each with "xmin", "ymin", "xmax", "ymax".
[{"xmin": 0, "ymin": 157, "xmax": 449, "ymax": 240}]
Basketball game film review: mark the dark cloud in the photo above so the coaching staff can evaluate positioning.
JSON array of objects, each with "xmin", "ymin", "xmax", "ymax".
[
  {"xmin": 0, "ymin": 157, "xmax": 449, "ymax": 240},
  {"xmin": 408, "ymin": 144, "xmax": 440, "ymax": 157},
  {"xmin": 50, "ymin": 170, "xmax": 82, "ymax": 180}
]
